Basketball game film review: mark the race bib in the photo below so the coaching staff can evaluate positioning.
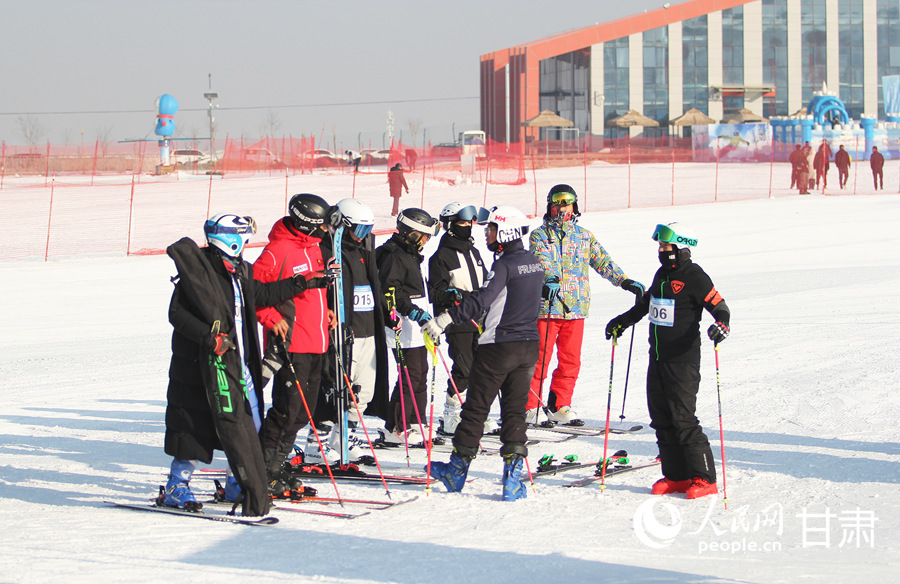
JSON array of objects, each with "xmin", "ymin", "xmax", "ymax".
[
  {"xmin": 649, "ymin": 296, "xmax": 674, "ymax": 327},
  {"xmin": 353, "ymin": 285, "xmax": 375, "ymax": 312}
]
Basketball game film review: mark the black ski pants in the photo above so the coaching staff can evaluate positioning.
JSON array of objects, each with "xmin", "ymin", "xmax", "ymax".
[
  {"xmin": 445, "ymin": 331, "xmax": 478, "ymax": 397},
  {"xmin": 387, "ymin": 346, "xmax": 428, "ymax": 432},
  {"xmin": 260, "ymin": 352, "xmax": 323, "ymax": 455},
  {"xmin": 453, "ymin": 340, "xmax": 539, "ymax": 455},
  {"xmin": 646, "ymin": 359, "xmax": 716, "ymax": 483}
]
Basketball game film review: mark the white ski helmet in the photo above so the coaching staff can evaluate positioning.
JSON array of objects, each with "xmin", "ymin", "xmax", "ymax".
[
  {"xmin": 204, "ymin": 213, "xmax": 257, "ymax": 257},
  {"xmin": 332, "ymin": 198, "xmax": 375, "ymax": 239},
  {"xmin": 477, "ymin": 205, "xmax": 530, "ymax": 244},
  {"xmin": 651, "ymin": 222, "xmax": 698, "ymax": 248}
]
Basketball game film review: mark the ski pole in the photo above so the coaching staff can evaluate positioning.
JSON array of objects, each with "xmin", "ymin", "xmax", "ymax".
[
  {"xmin": 278, "ymin": 342, "xmax": 344, "ymax": 506},
  {"xmin": 424, "ymin": 331, "xmax": 439, "ymax": 495},
  {"xmin": 332, "ymin": 350, "xmax": 393, "ymax": 499},
  {"xmin": 599, "ymin": 332, "xmax": 618, "ymax": 493},
  {"xmin": 618, "ymin": 324, "xmax": 636, "ymax": 422},
  {"xmin": 714, "ymin": 342, "xmax": 729, "ymax": 509},
  {"xmin": 385, "ymin": 290, "xmax": 412, "ymax": 465}
]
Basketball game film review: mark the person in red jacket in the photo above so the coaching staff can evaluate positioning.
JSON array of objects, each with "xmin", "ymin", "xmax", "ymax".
[
  {"xmin": 388, "ymin": 163, "xmax": 409, "ymax": 217},
  {"xmin": 254, "ymin": 193, "xmax": 333, "ymax": 498}
]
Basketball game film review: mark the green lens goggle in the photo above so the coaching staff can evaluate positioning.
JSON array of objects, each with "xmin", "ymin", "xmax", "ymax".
[
  {"xmin": 651, "ymin": 223, "xmax": 697, "ymax": 247},
  {"xmin": 550, "ymin": 191, "xmax": 576, "ymax": 206}
]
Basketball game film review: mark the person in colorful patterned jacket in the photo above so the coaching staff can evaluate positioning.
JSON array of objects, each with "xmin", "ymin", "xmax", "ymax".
[{"xmin": 527, "ymin": 184, "xmax": 645, "ymax": 425}]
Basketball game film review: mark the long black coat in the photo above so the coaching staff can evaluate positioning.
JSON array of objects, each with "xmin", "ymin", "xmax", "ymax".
[{"xmin": 165, "ymin": 238, "xmax": 300, "ymax": 516}]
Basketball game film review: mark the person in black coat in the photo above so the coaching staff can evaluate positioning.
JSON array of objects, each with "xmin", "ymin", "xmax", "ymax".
[
  {"xmin": 870, "ymin": 146, "xmax": 884, "ymax": 190},
  {"xmin": 834, "ymin": 145, "xmax": 851, "ymax": 189},
  {"xmin": 163, "ymin": 213, "xmax": 327, "ymax": 516}
]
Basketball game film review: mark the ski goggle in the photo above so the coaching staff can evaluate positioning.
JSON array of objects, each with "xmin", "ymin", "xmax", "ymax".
[
  {"xmin": 352, "ymin": 223, "xmax": 373, "ymax": 239},
  {"xmin": 454, "ymin": 205, "xmax": 478, "ymax": 222},
  {"xmin": 205, "ymin": 214, "xmax": 258, "ymax": 236},
  {"xmin": 550, "ymin": 191, "xmax": 576, "ymax": 206},
  {"xmin": 651, "ymin": 223, "xmax": 697, "ymax": 247}
]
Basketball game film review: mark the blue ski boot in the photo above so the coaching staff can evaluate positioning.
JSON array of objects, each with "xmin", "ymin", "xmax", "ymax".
[
  {"xmin": 501, "ymin": 442, "xmax": 529, "ymax": 501},
  {"xmin": 426, "ymin": 449, "xmax": 474, "ymax": 492},
  {"xmin": 224, "ymin": 474, "xmax": 241, "ymax": 502},
  {"xmin": 163, "ymin": 459, "xmax": 202, "ymax": 511}
]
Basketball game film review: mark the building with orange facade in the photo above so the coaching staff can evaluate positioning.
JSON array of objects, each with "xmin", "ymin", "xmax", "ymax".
[{"xmin": 480, "ymin": 0, "xmax": 900, "ymax": 142}]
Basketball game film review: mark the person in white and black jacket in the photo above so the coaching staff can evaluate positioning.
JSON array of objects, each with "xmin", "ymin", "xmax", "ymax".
[{"xmin": 427, "ymin": 202, "xmax": 489, "ymax": 436}]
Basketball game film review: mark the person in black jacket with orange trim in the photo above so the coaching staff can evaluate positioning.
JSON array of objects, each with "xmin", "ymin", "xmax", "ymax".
[{"xmin": 606, "ymin": 222, "xmax": 730, "ymax": 501}]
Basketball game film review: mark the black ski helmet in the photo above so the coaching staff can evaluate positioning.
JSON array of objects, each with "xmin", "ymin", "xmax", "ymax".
[
  {"xmin": 396, "ymin": 208, "xmax": 440, "ymax": 250},
  {"xmin": 288, "ymin": 193, "xmax": 330, "ymax": 235},
  {"xmin": 545, "ymin": 184, "xmax": 581, "ymax": 220}
]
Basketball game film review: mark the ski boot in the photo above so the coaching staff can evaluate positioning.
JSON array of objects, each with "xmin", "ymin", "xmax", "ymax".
[
  {"xmin": 305, "ymin": 423, "xmax": 341, "ymax": 465},
  {"xmin": 162, "ymin": 458, "xmax": 202, "ymax": 511},
  {"xmin": 440, "ymin": 392, "xmax": 464, "ymax": 436},
  {"xmin": 426, "ymin": 446, "xmax": 475, "ymax": 492},
  {"xmin": 213, "ymin": 474, "xmax": 243, "ymax": 503},
  {"xmin": 650, "ymin": 477, "xmax": 692, "ymax": 495},
  {"xmin": 685, "ymin": 477, "xmax": 718, "ymax": 499},
  {"xmin": 501, "ymin": 443, "xmax": 529, "ymax": 502},
  {"xmin": 327, "ymin": 426, "xmax": 367, "ymax": 463}
]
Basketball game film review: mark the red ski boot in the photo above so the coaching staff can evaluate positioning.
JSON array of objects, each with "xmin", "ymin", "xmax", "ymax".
[
  {"xmin": 685, "ymin": 477, "xmax": 718, "ymax": 499},
  {"xmin": 650, "ymin": 477, "xmax": 691, "ymax": 495}
]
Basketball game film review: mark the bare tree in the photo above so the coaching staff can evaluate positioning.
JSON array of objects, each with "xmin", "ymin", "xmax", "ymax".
[
  {"xmin": 16, "ymin": 115, "xmax": 45, "ymax": 150},
  {"xmin": 259, "ymin": 109, "xmax": 281, "ymax": 139},
  {"xmin": 407, "ymin": 119, "xmax": 422, "ymax": 147},
  {"xmin": 94, "ymin": 125, "xmax": 114, "ymax": 156}
]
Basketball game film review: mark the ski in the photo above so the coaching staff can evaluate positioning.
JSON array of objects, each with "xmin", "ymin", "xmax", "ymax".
[
  {"xmin": 563, "ymin": 458, "xmax": 662, "ymax": 488},
  {"xmin": 288, "ymin": 494, "xmax": 419, "ymax": 508},
  {"xmin": 531, "ymin": 450, "xmax": 629, "ymax": 480},
  {"xmin": 329, "ymin": 225, "xmax": 351, "ymax": 464},
  {"xmin": 274, "ymin": 506, "xmax": 371, "ymax": 519},
  {"xmin": 527, "ymin": 422, "xmax": 643, "ymax": 436},
  {"xmin": 105, "ymin": 501, "xmax": 278, "ymax": 526}
]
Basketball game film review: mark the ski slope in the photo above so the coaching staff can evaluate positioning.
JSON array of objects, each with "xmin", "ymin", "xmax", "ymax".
[{"xmin": 1, "ymin": 166, "xmax": 898, "ymax": 583}]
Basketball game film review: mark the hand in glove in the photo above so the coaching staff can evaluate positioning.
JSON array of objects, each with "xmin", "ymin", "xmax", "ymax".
[
  {"xmin": 407, "ymin": 307, "xmax": 433, "ymax": 326},
  {"xmin": 441, "ymin": 287, "xmax": 463, "ymax": 305},
  {"xmin": 294, "ymin": 271, "xmax": 330, "ymax": 291},
  {"xmin": 621, "ymin": 278, "xmax": 645, "ymax": 298},
  {"xmin": 605, "ymin": 315, "xmax": 630, "ymax": 340},
  {"xmin": 542, "ymin": 276, "xmax": 561, "ymax": 302},
  {"xmin": 422, "ymin": 312, "xmax": 453, "ymax": 340},
  {"xmin": 707, "ymin": 321, "xmax": 729, "ymax": 343},
  {"xmin": 207, "ymin": 332, "xmax": 236, "ymax": 355}
]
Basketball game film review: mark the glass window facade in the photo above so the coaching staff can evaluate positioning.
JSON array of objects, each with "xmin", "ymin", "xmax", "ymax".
[
  {"xmin": 801, "ymin": 0, "xmax": 828, "ymax": 104},
  {"xmin": 877, "ymin": 0, "xmax": 900, "ymax": 117},
  {"xmin": 643, "ymin": 26, "xmax": 669, "ymax": 134},
  {"xmin": 722, "ymin": 7, "xmax": 745, "ymax": 110},
  {"xmin": 683, "ymin": 16, "xmax": 709, "ymax": 113},
  {"xmin": 539, "ymin": 49, "xmax": 590, "ymax": 139},
  {"xmin": 839, "ymin": 0, "xmax": 865, "ymax": 119},
  {"xmin": 603, "ymin": 37, "xmax": 630, "ymax": 139},
  {"xmin": 762, "ymin": 0, "xmax": 789, "ymax": 116}
]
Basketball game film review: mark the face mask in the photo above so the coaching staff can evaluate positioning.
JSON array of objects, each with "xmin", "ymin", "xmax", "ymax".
[
  {"xmin": 550, "ymin": 207, "xmax": 573, "ymax": 224},
  {"xmin": 659, "ymin": 250, "xmax": 677, "ymax": 269},
  {"xmin": 450, "ymin": 223, "xmax": 472, "ymax": 240}
]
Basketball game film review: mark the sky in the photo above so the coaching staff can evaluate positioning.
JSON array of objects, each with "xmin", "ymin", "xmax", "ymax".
[{"xmin": 0, "ymin": 0, "xmax": 666, "ymax": 151}]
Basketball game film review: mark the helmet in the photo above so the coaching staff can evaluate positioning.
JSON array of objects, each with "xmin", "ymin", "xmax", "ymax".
[
  {"xmin": 288, "ymin": 193, "xmax": 330, "ymax": 235},
  {"xmin": 546, "ymin": 184, "xmax": 580, "ymax": 221},
  {"xmin": 439, "ymin": 202, "xmax": 478, "ymax": 240},
  {"xmin": 204, "ymin": 213, "xmax": 257, "ymax": 257},
  {"xmin": 396, "ymin": 208, "xmax": 439, "ymax": 250},
  {"xmin": 332, "ymin": 198, "xmax": 375, "ymax": 239},
  {"xmin": 651, "ymin": 222, "xmax": 698, "ymax": 248},
  {"xmin": 477, "ymin": 205, "xmax": 530, "ymax": 250}
]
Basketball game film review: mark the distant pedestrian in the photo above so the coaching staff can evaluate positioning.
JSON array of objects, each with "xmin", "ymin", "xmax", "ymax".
[
  {"xmin": 788, "ymin": 145, "xmax": 803, "ymax": 189},
  {"xmin": 388, "ymin": 163, "xmax": 409, "ymax": 217},
  {"xmin": 870, "ymin": 146, "xmax": 884, "ymax": 190},
  {"xmin": 834, "ymin": 145, "xmax": 851, "ymax": 189},
  {"xmin": 405, "ymin": 149, "xmax": 418, "ymax": 171},
  {"xmin": 813, "ymin": 143, "xmax": 830, "ymax": 190},
  {"xmin": 346, "ymin": 150, "xmax": 362, "ymax": 173},
  {"xmin": 796, "ymin": 142, "xmax": 812, "ymax": 195}
]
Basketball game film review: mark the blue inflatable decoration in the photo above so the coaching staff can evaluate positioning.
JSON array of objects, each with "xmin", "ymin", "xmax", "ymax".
[{"xmin": 155, "ymin": 94, "xmax": 179, "ymax": 137}]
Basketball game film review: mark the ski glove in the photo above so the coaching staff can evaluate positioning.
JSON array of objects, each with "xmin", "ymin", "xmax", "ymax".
[
  {"xmin": 441, "ymin": 287, "xmax": 464, "ymax": 305},
  {"xmin": 207, "ymin": 332, "xmax": 236, "ymax": 356},
  {"xmin": 707, "ymin": 321, "xmax": 729, "ymax": 343},
  {"xmin": 294, "ymin": 271, "xmax": 330, "ymax": 291},
  {"xmin": 542, "ymin": 276, "xmax": 561, "ymax": 302},
  {"xmin": 408, "ymin": 307, "xmax": 433, "ymax": 326},
  {"xmin": 621, "ymin": 278, "xmax": 645, "ymax": 298},
  {"xmin": 422, "ymin": 312, "xmax": 453, "ymax": 339},
  {"xmin": 605, "ymin": 315, "xmax": 631, "ymax": 340}
]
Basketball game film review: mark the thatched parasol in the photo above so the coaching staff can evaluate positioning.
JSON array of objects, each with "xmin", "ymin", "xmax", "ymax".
[
  {"xmin": 521, "ymin": 110, "xmax": 575, "ymax": 128},
  {"xmin": 670, "ymin": 108, "xmax": 716, "ymax": 126},
  {"xmin": 608, "ymin": 109, "xmax": 660, "ymax": 127},
  {"xmin": 721, "ymin": 108, "xmax": 768, "ymax": 124}
]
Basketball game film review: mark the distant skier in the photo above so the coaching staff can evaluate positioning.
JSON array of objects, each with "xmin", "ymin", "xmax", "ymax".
[
  {"xmin": 424, "ymin": 205, "xmax": 544, "ymax": 501},
  {"xmin": 605, "ymin": 222, "xmax": 731, "ymax": 500},
  {"xmin": 346, "ymin": 150, "xmax": 362, "ymax": 173},
  {"xmin": 163, "ymin": 213, "xmax": 326, "ymax": 516}
]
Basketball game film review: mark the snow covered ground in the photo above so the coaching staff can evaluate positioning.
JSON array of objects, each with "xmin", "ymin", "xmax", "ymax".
[{"xmin": 1, "ymin": 167, "xmax": 898, "ymax": 583}]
